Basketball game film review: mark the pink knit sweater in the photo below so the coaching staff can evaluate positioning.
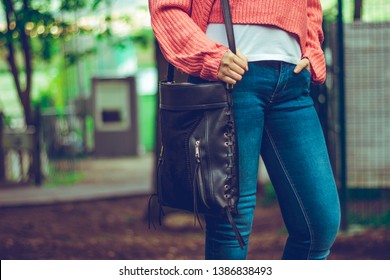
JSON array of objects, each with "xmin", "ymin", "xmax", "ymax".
[{"xmin": 149, "ymin": 0, "xmax": 326, "ymax": 84}]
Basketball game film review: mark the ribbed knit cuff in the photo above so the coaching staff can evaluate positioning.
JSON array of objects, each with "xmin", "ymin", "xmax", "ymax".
[
  {"xmin": 302, "ymin": 48, "xmax": 326, "ymax": 84},
  {"xmin": 199, "ymin": 48, "xmax": 229, "ymax": 81}
]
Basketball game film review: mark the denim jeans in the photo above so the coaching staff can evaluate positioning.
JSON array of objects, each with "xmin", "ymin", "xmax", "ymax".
[{"xmin": 189, "ymin": 60, "xmax": 341, "ymax": 260}]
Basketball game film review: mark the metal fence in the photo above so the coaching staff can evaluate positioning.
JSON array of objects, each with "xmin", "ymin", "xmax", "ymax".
[
  {"xmin": 0, "ymin": 111, "xmax": 43, "ymax": 186},
  {"xmin": 39, "ymin": 106, "xmax": 85, "ymax": 187},
  {"xmin": 0, "ymin": 107, "xmax": 83, "ymax": 187},
  {"xmin": 324, "ymin": 1, "xmax": 390, "ymax": 229}
]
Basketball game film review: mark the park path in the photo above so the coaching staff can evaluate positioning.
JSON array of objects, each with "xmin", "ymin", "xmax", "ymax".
[{"xmin": 0, "ymin": 153, "xmax": 154, "ymax": 207}]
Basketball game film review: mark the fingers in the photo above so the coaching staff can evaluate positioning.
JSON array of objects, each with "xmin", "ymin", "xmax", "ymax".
[
  {"xmin": 294, "ymin": 58, "xmax": 311, "ymax": 74},
  {"xmin": 217, "ymin": 49, "xmax": 248, "ymax": 84},
  {"xmin": 236, "ymin": 49, "xmax": 249, "ymax": 71}
]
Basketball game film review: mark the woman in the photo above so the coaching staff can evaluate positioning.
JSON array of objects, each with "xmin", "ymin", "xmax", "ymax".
[{"xmin": 149, "ymin": 0, "xmax": 341, "ymax": 260}]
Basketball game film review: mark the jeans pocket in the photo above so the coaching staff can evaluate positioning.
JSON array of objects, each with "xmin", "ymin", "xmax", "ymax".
[
  {"xmin": 302, "ymin": 68, "xmax": 312, "ymax": 79},
  {"xmin": 299, "ymin": 68, "xmax": 311, "ymax": 90}
]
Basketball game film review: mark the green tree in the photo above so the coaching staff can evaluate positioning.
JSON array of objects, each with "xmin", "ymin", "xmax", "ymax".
[{"xmin": 0, "ymin": 0, "xmax": 106, "ymax": 125}]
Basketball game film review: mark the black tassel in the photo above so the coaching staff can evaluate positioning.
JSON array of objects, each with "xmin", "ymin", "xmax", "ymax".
[
  {"xmin": 193, "ymin": 162, "xmax": 204, "ymax": 230},
  {"xmin": 147, "ymin": 194, "xmax": 158, "ymax": 230},
  {"xmin": 148, "ymin": 146, "xmax": 165, "ymax": 230},
  {"xmin": 158, "ymin": 205, "xmax": 165, "ymax": 226},
  {"xmin": 225, "ymin": 207, "xmax": 245, "ymax": 249}
]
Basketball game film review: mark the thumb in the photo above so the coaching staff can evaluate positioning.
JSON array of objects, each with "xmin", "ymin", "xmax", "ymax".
[
  {"xmin": 294, "ymin": 62, "xmax": 304, "ymax": 74},
  {"xmin": 294, "ymin": 58, "xmax": 310, "ymax": 74}
]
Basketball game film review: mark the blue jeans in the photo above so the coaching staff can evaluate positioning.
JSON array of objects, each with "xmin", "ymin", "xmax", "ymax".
[{"xmin": 190, "ymin": 61, "xmax": 341, "ymax": 260}]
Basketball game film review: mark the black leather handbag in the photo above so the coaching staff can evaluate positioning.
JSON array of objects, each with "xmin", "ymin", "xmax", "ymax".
[{"xmin": 151, "ymin": 0, "xmax": 244, "ymax": 248}]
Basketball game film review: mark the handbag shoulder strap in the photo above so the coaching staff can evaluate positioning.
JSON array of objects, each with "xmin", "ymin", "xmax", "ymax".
[
  {"xmin": 221, "ymin": 0, "xmax": 236, "ymax": 55},
  {"xmin": 167, "ymin": 0, "xmax": 236, "ymax": 83}
]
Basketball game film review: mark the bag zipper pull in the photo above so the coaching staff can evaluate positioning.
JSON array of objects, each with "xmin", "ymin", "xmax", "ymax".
[{"xmin": 195, "ymin": 140, "xmax": 200, "ymax": 162}]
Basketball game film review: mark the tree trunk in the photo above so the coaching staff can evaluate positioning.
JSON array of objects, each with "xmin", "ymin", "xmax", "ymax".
[
  {"xmin": 20, "ymin": 93, "xmax": 33, "ymax": 125},
  {"xmin": 354, "ymin": 0, "xmax": 363, "ymax": 21},
  {"xmin": 3, "ymin": 0, "xmax": 34, "ymax": 126},
  {"xmin": 0, "ymin": 113, "xmax": 5, "ymax": 182}
]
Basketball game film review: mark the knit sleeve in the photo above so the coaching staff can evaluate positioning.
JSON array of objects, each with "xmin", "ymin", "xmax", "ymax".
[
  {"xmin": 303, "ymin": 0, "xmax": 326, "ymax": 84},
  {"xmin": 148, "ymin": 0, "xmax": 228, "ymax": 80}
]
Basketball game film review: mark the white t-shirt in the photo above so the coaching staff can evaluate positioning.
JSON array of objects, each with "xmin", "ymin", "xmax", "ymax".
[{"xmin": 206, "ymin": 24, "xmax": 301, "ymax": 64}]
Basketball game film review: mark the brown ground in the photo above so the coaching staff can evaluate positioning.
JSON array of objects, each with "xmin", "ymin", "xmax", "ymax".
[{"xmin": 1, "ymin": 195, "xmax": 389, "ymax": 260}]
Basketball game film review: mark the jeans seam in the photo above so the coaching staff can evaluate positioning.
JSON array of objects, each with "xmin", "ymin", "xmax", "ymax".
[
  {"xmin": 267, "ymin": 63, "xmax": 289, "ymax": 105},
  {"xmin": 264, "ymin": 126, "xmax": 314, "ymax": 259},
  {"xmin": 268, "ymin": 63, "xmax": 282, "ymax": 104}
]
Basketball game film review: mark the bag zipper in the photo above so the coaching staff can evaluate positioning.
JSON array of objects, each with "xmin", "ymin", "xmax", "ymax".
[{"xmin": 195, "ymin": 140, "xmax": 211, "ymax": 210}]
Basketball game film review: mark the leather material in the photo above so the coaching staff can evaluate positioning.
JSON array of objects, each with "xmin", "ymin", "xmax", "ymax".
[
  {"xmin": 221, "ymin": 0, "xmax": 236, "ymax": 54},
  {"xmin": 160, "ymin": 82, "xmax": 228, "ymax": 110},
  {"xmin": 158, "ymin": 81, "xmax": 239, "ymax": 215},
  {"xmin": 153, "ymin": 0, "xmax": 245, "ymax": 248}
]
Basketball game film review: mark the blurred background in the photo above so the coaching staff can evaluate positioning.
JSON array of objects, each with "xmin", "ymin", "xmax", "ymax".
[{"xmin": 0, "ymin": 0, "xmax": 389, "ymax": 260}]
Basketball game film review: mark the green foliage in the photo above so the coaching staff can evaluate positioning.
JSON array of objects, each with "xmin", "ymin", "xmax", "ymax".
[
  {"xmin": 131, "ymin": 28, "xmax": 155, "ymax": 50},
  {"xmin": 322, "ymin": 0, "xmax": 338, "ymax": 22},
  {"xmin": 347, "ymin": 189, "xmax": 390, "ymax": 228},
  {"xmin": 64, "ymin": 47, "xmax": 97, "ymax": 67},
  {"xmin": 43, "ymin": 162, "xmax": 85, "ymax": 188},
  {"xmin": 60, "ymin": 0, "xmax": 107, "ymax": 11},
  {"xmin": 0, "ymin": 111, "xmax": 12, "ymax": 127},
  {"xmin": 321, "ymin": 0, "xmax": 390, "ymax": 23},
  {"xmin": 32, "ymin": 87, "xmax": 55, "ymax": 108},
  {"xmin": 258, "ymin": 182, "xmax": 278, "ymax": 206},
  {"xmin": 0, "ymin": 0, "xmax": 137, "ymax": 123},
  {"xmin": 349, "ymin": 210, "xmax": 390, "ymax": 228},
  {"xmin": 0, "ymin": 1, "xmax": 151, "ymax": 127},
  {"xmin": 31, "ymin": 57, "xmax": 67, "ymax": 108},
  {"xmin": 0, "ymin": 0, "xmax": 112, "ymax": 62}
]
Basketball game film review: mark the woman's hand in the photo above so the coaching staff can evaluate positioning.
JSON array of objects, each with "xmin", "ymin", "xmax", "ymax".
[
  {"xmin": 294, "ymin": 58, "xmax": 311, "ymax": 74},
  {"xmin": 217, "ymin": 49, "xmax": 249, "ymax": 84}
]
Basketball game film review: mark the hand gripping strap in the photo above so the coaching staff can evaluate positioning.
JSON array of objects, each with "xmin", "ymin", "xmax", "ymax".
[{"xmin": 166, "ymin": 0, "xmax": 236, "ymax": 83}]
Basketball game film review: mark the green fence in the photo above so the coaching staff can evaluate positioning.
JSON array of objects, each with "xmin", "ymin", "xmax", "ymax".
[{"xmin": 324, "ymin": 0, "xmax": 390, "ymax": 229}]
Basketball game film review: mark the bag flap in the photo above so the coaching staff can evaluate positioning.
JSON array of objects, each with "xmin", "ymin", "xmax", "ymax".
[{"xmin": 159, "ymin": 82, "xmax": 228, "ymax": 110}]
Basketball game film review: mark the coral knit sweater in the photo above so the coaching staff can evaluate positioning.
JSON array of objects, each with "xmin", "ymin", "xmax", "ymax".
[{"xmin": 149, "ymin": 0, "xmax": 326, "ymax": 84}]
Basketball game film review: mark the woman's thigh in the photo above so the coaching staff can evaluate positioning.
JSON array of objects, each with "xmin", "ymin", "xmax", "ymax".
[{"xmin": 260, "ymin": 74, "xmax": 341, "ymax": 259}]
